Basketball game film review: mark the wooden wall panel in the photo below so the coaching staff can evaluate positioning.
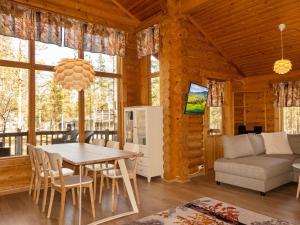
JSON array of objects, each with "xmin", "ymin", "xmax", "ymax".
[{"xmin": 0, "ymin": 156, "xmax": 31, "ymax": 195}]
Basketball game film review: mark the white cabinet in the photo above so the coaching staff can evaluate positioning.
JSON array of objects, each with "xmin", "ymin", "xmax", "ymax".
[{"xmin": 124, "ymin": 106, "xmax": 163, "ymax": 182}]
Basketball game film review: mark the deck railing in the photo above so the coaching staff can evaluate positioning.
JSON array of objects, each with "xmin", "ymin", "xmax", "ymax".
[{"xmin": 0, "ymin": 130, "xmax": 117, "ymax": 157}]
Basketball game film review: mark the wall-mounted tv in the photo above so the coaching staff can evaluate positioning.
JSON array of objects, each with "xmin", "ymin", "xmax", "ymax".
[{"xmin": 184, "ymin": 82, "xmax": 209, "ymax": 115}]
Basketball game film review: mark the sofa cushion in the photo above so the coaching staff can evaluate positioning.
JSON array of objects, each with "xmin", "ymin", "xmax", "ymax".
[
  {"xmin": 262, "ymin": 154, "xmax": 297, "ymax": 163},
  {"xmin": 223, "ymin": 134, "xmax": 255, "ymax": 159},
  {"xmin": 248, "ymin": 133, "xmax": 265, "ymax": 155},
  {"xmin": 214, "ymin": 156, "xmax": 292, "ymax": 180},
  {"xmin": 287, "ymin": 134, "xmax": 300, "ymax": 154},
  {"xmin": 261, "ymin": 132, "xmax": 293, "ymax": 155}
]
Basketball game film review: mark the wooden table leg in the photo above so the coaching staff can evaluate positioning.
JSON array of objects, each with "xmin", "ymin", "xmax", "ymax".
[{"xmin": 79, "ymin": 165, "xmax": 82, "ymax": 225}]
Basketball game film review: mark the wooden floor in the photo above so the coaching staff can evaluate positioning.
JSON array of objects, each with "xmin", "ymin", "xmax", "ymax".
[{"xmin": 0, "ymin": 174, "xmax": 299, "ymax": 225}]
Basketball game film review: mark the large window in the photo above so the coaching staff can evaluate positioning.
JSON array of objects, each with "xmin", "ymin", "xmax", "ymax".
[
  {"xmin": 283, "ymin": 107, "xmax": 300, "ymax": 134},
  {"xmin": 85, "ymin": 77, "xmax": 118, "ymax": 140},
  {"xmin": 150, "ymin": 54, "xmax": 160, "ymax": 106},
  {"xmin": 0, "ymin": 31, "xmax": 120, "ymax": 156}
]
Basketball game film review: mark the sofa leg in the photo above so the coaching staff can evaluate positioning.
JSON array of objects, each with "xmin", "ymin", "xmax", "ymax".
[
  {"xmin": 260, "ymin": 192, "xmax": 266, "ymax": 196},
  {"xmin": 216, "ymin": 181, "xmax": 221, "ymax": 185}
]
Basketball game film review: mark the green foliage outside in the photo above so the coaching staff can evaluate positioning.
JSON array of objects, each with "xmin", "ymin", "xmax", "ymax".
[{"xmin": 185, "ymin": 93, "xmax": 207, "ymax": 114}]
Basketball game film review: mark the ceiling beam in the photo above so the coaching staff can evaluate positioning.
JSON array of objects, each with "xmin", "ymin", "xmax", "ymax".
[
  {"xmin": 135, "ymin": 12, "xmax": 163, "ymax": 32},
  {"xmin": 111, "ymin": 0, "xmax": 141, "ymax": 24},
  {"xmin": 188, "ymin": 16, "xmax": 246, "ymax": 77},
  {"xmin": 181, "ymin": 0, "xmax": 208, "ymax": 14}
]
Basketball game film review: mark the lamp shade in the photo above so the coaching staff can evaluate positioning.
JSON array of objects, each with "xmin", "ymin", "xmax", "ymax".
[
  {"xmin": 273, "ymin": 59, "xmax": 292, "ymax": 75},
  {"xmin": 54, "ymin": 59, "xmax": 95, "ymax": 91}
]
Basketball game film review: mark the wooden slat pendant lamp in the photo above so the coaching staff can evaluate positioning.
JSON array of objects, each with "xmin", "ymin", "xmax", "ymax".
[
  {"xmin": 273, "ymin": 24, "xmax": 292, "ymax": 75},
  {"xmin": 54, "ymin": 59, "xmax": 95, "ymax": 91}
]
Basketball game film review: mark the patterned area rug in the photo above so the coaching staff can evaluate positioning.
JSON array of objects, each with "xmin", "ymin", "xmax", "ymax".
[{"xmin": 125, "ymin": 197, "xmax": 293, "ymax": 225}]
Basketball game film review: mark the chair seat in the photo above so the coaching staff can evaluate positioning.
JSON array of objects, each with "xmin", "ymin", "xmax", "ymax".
[
  {"xmin": 53, "ymin": 175, "xmax": 93, "ymax": 187},
  {"xmin": 103, "ymin": 169, "xmax": 134, "ymax": 178},
  {"xmin": 85, "ymin": 163, "xmax": 114, "ymax": 171},
  {"xmin": 41, "ymin": 168, "xmax": 74, "ymax": 178}
]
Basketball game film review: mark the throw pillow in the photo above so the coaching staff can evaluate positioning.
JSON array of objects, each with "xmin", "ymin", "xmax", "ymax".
[
  {"xmin": 261, "ymin": 132, "xmax": 293, "ymax": 155},
  {"xmin": 247, "ymin": 133, "xmax": 265, "ymax": 155},
  {"xmin": 222, "ymin": 134, "xmax": 255, "ymax": 159},
  {"xmin": 287, "ymin": 134, "xmax": 300, "ymax": 154}
]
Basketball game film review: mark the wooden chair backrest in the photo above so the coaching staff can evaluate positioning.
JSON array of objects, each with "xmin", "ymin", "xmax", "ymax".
[
  {"xmin": 106, "ymin": 140, "xmax": 120, "ymax": 149},
  {"xmin": 46, "ymin": 152, "xmax": 65, "ymax": 188},
  {"xmin": 92, "ymin": 138, "xmax": 105, "ymax": 147},
  {"xmin": 123, "ymin": 143, "xmax": 140, "ymax": 174},
  {"xmin": 27, "ymin": 144, "xmax": 35, "ymax": 171}
]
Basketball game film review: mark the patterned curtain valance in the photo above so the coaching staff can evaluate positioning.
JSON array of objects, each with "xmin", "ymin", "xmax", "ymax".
[
  {"xmin": 0, "ymin": 0, "xmax": 127, "ymax": 56},
  {"xmin": 273, "ymin": 81, "xmax": 300, "ymax": 107},
  {"xmin": 0, "ymin": 0, "xmax": 35, "ymax": 40},
  {"xmin": 207, "ymin": 80, "xmax": 225, "ymax": 107},
  {"xmin": 137, "ymin": 24, "xmax": 159, "ymax": 59},
  {"xmin": 83, "ymin": 23, "xmax": 126, "ymax": 57}
]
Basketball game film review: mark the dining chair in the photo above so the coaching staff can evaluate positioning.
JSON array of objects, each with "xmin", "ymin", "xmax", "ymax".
[
  {"xmin": 92, "ymin": 138, "xmax": 106, "ymax": 146},
  {"xmin": 106, "ymin": 140, "xmax": 120, "ymax": 149},
  {"xmin": 33, "ymin": 148, "xmax": 74, "ymax": 212},
  {"xmin": 27, "ymin": 144, "xmax": 36, "ymax": 197},
  {"xmin": 99, "ymin": 143, "xmax": 140, "ymax": 212},
  {"xmin": 84, "ymin": 138, "xmax": 116, "ymax": 199},
  {"xmin": 46, "ymin": 152, "xmax": 95, "ymax": 225}
]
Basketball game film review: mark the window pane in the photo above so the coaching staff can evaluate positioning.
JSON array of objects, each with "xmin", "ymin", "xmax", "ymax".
[
  {"xmin": 85, "ymin": 77, "xmax": 118, "ymax": 141},
  {"xmin": 84, "ymin": 52, "xmax": 117, "ymax": 73},
  {"xmin": 0, "ymin": 66, "xmax": 28, "ymax": 156},
  {"xmin": 150, "ymin": 77, "xmax": 160, "ymax": 106},
  {"xmin": 151, "ymin": 55, "xmax": 160, "ymax": 73},
  {"xmin": 35, "ymin": 71, "xmax": 79, "ymax": 144},
  {"xmin": 0, "ymin": 35, "xmax": 29, "ymax": 62},
  {"xmin": 209, "ymin": 107, "xmax": 222, "ymax": 135},
  {"xmin": 283, "ymin": 107, "xmax": 300, "ymax": 134}
]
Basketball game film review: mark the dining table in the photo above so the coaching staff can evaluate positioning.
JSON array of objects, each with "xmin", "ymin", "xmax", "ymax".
[{"xmin": 40, "ymin": 143, "xmax": 142, "ymax": 225}]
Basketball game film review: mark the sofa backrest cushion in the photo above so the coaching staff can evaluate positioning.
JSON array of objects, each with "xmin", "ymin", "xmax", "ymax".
[
  {"xmin": 248, "ymin": 133, "xmax": 265, "ymax": 155},
  {"xmin": 222, "ymin": 134, "xmax": 255, "ymax": 159},
  {"xmin": 287, "ymin": 134, "xmax": 300, "ymax": 154},
  {"xmin": 261, "ymin": 132, "xmax": 293, "ymax": 155}
]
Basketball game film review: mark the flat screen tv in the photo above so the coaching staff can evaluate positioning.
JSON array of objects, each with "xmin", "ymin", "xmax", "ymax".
[{"xmin": 184, "ymin": 82, "xmax": 209, "ymax": 115}]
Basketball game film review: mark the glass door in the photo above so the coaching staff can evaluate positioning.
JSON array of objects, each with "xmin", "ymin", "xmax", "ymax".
[
  {"xmin": 125, "ymin": 110, "xmax": 134, "ymax": 143},
  {"xmin": 136, "ymin": 110, "xmax": 146, "ymax": 145}
]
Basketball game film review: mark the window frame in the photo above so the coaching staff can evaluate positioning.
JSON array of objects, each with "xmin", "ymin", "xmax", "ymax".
[{"xmin": 0, "ymin": 34, "xmax": 121, "ymax": 157}]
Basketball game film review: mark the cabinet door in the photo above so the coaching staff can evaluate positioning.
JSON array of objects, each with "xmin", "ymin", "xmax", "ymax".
[
  {"xmin": 135, "ymin": 109, "xmax": 147, "ymax": 145},
  {"xmin": 125, "ymin": 110, "xmax": 134, "ymax": 143}
]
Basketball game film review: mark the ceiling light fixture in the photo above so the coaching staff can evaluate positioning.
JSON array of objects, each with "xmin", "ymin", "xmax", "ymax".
[{"xmin": 273, "ymin": 24, "xmax": 292, "ymax": 75}]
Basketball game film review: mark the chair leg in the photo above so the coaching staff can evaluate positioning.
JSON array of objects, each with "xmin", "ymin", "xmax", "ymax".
[
  {"xmin": 106, "ymin": 177, "xmax": 110, "ymax": 189},
  {"xmin": 29, "ymin": 171, "xmax": 34, "ymax": 195},
  {"xmin": 59, "ymin": 191, "xmax": 66, "ymax": 225},
  {"xmin": 122, "ymin": 181, "xmax": 127, "ymax": 198},
  {"xmin": 133, "ymin": 177, "xmax": 140, "ymax": 204},
  {"xmin": 71, "ymin": 188, "xmax": 76, "ymax": 206},
  {"xmin": 35, "ymin": 179, "xmax": 41, "ymax": 205},
  {"xmin": 98, "ymin": 175, "xmax": 104, "ymax": 204},
  {"xmin": 111, "ymin": 179, "xmax": 116, "ymax": 212},
  {"xmin": 42, "ymin": 178, "xmax": 49, "ymax": 212},
  {"xmin": 77, "ymin": 188, "xmax": 80, "ymax": 209},
  {"xmin": 93, "ymin": 171, "xmax": 97, "ymax": 200},
  {"xmin": 47, "ymin": 189, "xmax": 55, "ymax": 218},
  {"xmin": 116, "ymin": 180, "xmax": 120, "ymax": 195},
  {"xmin": 33, "ymin": 176, "xmax": 38, "ymax": 200},
  {"xmin": 89, "ymin": 184, "xmax": 96, "ymax": 218},
  {"xmin": 83, "ymin": 168, "xmax": 88, "ymax": 195},
  {"xmin": 297, "ymin": 176, "xmax": 300, "ymax": 198}
]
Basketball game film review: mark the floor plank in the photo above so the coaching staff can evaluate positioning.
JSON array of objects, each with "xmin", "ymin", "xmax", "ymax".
[{"xmin": 0, "ymin": 174, "xmax": 299, "ymax": 225}]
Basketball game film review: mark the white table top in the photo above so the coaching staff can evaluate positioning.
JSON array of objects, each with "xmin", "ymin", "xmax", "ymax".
[
  {"xmin": 39, "ymin": 143, "xmax": 142, "ymax": 166},
  {"xmin": 292, "ymin": 163, "xmax": 300, "ymax": 169}
]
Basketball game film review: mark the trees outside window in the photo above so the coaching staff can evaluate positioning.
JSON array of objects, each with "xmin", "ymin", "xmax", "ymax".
[
  {"xmin": 283, "ymin": 107, "xmax": 300, "ymax": 134},
  {"xmin": 209, "ymin": 107, "xmax": 222, "ymax": 135}
]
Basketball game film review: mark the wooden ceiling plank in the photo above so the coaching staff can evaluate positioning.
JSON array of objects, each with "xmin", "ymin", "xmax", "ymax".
[
  {"xmin": 135, "ymin": 12, "xmax": 163, "ymax": 31},
  {"xmin": 180, "ymin": 0, "xmax": 209, "ymax": 14},
  {"xmin": 111, "ymin": 0, "xmax": 141, "ymax": 23},
  {"xmin": 187, "ymin": 16, "xmax": 245, "ymax": 77}
]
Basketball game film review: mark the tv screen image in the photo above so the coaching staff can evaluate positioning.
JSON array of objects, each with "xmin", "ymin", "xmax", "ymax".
[{"xmin": 184, "ymin": 83, "xmax": 209, "ymax": 115}]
